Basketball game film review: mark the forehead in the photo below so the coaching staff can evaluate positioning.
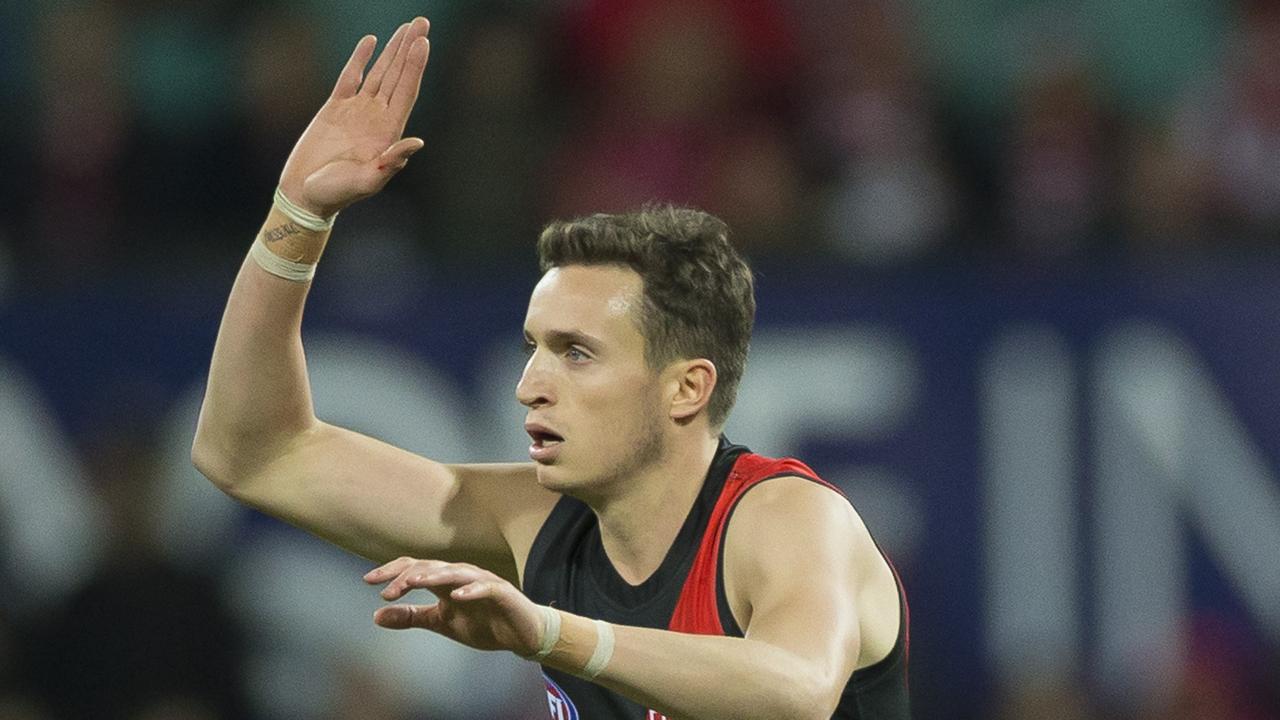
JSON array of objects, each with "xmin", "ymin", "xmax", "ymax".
[{"xmin": 525, "ymin": 265, "xmax": 643, "ymax": 339}]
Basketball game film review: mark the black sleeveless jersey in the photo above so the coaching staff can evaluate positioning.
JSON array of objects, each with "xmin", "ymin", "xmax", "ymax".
[{"xmin": 522, "ymin": 437, "xmax": 911, "ymax": 719}]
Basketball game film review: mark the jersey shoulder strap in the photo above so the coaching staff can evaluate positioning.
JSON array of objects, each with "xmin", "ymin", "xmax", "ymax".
[{"xmin": 667, "ymin": 452, "xmax": 835, "ymax": 634}]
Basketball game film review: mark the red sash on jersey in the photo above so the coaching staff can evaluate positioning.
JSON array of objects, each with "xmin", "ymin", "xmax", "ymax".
[
  {"xmin": 667, "ymin": 453, "xmax": 840, "ymax": 635},
  {"xmin": 649, "ymin": 451, "xmax": 909, "ymax": 719}
]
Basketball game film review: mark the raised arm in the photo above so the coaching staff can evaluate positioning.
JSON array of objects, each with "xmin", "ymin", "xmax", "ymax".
[{"xmin": 191, "ymin": 18, "xmax": 556, "ymax": 583}]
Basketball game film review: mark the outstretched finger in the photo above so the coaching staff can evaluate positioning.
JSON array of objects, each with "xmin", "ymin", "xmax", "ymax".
[
  {"xmin": 361, "ymin": 22, "xmax": 409, "ymax": 97},
  {"xmin": 379, "ymin": 559, "xmax": 468, "ymax": 601},
  {"xmin": 363, "ymin": 556, "xmax": 428, "ymax": 584},
  {"xmin": 388, "ymin": 36, "xmax": 430, "ymax": 121},
  {"xmin": 382, "ymin": 562, "xmax": 482, "ymax": 600},
  {"xmin": 379, "ymin": 16, "xmax": 429, "ymax": 103},
  {"xmin": 330, "ymin": 34, "xmax": 376, "ymax": 100}
]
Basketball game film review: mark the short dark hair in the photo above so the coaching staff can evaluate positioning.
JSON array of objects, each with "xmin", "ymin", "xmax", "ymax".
[{"xmin": 537, "ymin": 204, "xmax": 756, "ymax": 428}]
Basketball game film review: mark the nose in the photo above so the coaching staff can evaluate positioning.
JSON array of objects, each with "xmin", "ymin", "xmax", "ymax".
[{"xmin": 516, "ymin": 350, "xmax": 554, "ymax": 408}]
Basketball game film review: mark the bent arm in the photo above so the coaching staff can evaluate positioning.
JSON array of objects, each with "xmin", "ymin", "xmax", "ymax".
[
  {"xmin": 552, "ymin": 622, "xmax": 839, "ymax": 720},
  {"xmin": 193, "ymin": 19, "xmax": 428, "ymax": 490},
  {"xmin": 369, "ymin": 478, "xmax": 880, "ymax": 719},
  {"xmin": 192, "ymin": 239, "xmax": 510, "ymax": 564},
  {"xmin": 370, "ymin": 559, "xmax": 846, "ymax": 720},
  {"xmin": 191, "ymin": 215, "xmax": 321, "ymax": 490},
  {"xmin": 191, "ymin": 19, "xmax": 557, "ymax": 581}
]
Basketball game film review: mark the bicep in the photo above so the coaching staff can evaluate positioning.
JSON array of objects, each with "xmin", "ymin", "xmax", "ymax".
[
  {"xmin": 233, "ymin": 421, "xmax": 555, "ymax": 582},
  {"xmin": 724, "ymin": 478, "xmax": 867, "ymax": 695}
]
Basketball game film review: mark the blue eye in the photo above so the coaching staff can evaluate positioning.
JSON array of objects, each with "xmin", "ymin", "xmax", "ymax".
[{"xmin": 566, "ymin": 347, "xmax": 588, "ymax": 362}]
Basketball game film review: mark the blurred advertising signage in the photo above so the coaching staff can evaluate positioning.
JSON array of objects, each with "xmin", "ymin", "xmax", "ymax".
[{"xmin": 2, "ymin": 269, "xmax": 1278, "ymax": 712}]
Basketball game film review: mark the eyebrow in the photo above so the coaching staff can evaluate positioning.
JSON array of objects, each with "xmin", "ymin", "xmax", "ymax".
[{"xmin": 524, "ymin": 328, "xmax": 604, "ymax": 349}]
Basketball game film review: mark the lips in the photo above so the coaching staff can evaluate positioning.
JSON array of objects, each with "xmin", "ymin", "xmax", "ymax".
[{"xmin": 525, "ymin": 422, "xmax": 565, "ymax": 463}]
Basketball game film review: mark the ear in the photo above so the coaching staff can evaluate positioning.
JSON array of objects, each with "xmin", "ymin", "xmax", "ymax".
[{"xmin": 666, "ymin": 359, "xmax": 717, "ymax": 424}]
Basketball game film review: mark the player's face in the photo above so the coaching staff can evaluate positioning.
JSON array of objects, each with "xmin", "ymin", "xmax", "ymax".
[{"xmin": 517, "ymin": 265, "xmax": 668, "ymax": 494}]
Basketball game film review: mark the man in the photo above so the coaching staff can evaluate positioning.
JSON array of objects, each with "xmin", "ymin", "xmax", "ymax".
[{"xmin": 192, "ymin": 17, "xmax": 910, "ymax": 720}]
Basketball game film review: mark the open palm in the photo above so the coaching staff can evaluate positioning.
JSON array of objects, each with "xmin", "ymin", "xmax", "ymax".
[
  {"xmin": 365, "ymin": 558, "xmax": 545, "ymax": 657},
  {"xmin": 279, "ymin": 17, "xmax": 431, "ymax": 217}
]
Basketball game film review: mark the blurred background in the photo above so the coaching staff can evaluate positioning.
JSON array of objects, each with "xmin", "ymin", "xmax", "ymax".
[{"xmin": 1, "ymin": 0, "xmax": 1278, "ymax": 718}]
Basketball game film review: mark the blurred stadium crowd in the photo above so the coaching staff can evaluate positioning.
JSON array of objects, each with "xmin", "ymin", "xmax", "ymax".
[
  {"xmin": 1, "ymin": 0, "xmax": 1278, "ymax": 719},
  {"xmin": 0, "ymin": 0, "xmax": 1277, "ymax": 291}
]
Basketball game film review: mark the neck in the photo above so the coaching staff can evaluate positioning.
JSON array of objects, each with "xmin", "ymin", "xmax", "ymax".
[{"xmin": 591, "ymin": 430, "xmax": 720, "ymax": 585}]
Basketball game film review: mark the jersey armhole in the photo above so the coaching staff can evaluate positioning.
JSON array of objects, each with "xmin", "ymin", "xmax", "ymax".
[
  {"xmin": 714, "ymin": 474, "xmax": 910, "ymax": 686},
  {"xmin": 849, "ymin": 548, "xmax": 910, "ymax": 687},
  {"xmin": 713, "ymin": 471, "xmax": 840, "ymax": 637}
]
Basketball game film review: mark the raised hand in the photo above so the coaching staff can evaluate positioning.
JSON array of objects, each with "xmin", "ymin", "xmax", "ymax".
[
  {"xmin": 278, "ymin": 17, "xmax": 431, "ymax": 218},
  {"xmin": 364, "ymin": 557, "xmax": 546, "ymax": 656}
]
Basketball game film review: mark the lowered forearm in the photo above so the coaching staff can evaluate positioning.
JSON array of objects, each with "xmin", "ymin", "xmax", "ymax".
[
  {"xmin": 544, "ymin": 612, "xmax": 834, "ymax": 720},
  {"xmin": 192, "ymin": 207, "xmax": 332, "ymax": 487}
]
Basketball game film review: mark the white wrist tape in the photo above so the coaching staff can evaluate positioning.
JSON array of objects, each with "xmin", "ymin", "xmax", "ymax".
[
  {"xmin": 250, "ymin": 237, "xmax": 316, "ymax": 282},
  {"xmin": 530, "ymin": 606, "xmax": 562, "ymax": 661},
  {"xmin": 274, "ymin": 187, "xmax": 337, "ymax": 232},
  {"xmin": 583, "ymin": 619, "xmax": 615, "ymax": 679}
]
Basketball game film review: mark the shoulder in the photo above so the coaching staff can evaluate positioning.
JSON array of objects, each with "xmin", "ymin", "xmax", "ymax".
[
  {"xmin": 719, "ymin": 468, "xmax": 905, "ymax": 676},
  {"xmin": 722, "ymin": 474, "xmax": 882, "ymax": 625},
  {"xmin": 725, "ymin": 474, "xmax": 872, "ymax": 563}
]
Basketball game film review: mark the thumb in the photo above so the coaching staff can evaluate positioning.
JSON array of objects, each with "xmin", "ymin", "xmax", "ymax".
[
  {"xmin": 374, "ymin": 603, "xmax": 438, "ymax": 630},
  {"xmin": 376, "ymin": 137, "xmax": 425, "ymax": 173}
]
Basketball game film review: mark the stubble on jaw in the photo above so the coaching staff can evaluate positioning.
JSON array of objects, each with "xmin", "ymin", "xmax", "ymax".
[
  {"xmin": 595, "ymin": 401, "xmax": 667, "ymax": 491},
  {"xmin": 557, "ymin": 382, "xmax": 669, "ymax": 500}
]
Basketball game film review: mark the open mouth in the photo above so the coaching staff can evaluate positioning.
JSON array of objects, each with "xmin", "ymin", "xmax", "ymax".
[{"xmin": 528, "ymin": 429, "xmax": 565, "ymax": 449}]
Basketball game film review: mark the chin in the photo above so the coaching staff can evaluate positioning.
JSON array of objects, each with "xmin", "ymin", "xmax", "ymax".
[
  {"xmin": 534, "ymin": 459, "xmax": 604, "ymax": 498},
  {"xmin": 533, "ymin": 462, "xmax": 575, "ymax": 492}
]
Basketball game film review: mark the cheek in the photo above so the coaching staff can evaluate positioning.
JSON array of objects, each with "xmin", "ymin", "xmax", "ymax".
[{"xmin": 576, "ymin": 372, "xmax": 659, "ymax": 433}]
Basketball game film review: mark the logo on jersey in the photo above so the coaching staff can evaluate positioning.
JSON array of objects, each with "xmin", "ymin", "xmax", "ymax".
[
  {"xmin": 542, "ymin": 673, "xmax": 579, "ymax": 720},
  {"xmin": 646, "ymin": 711, "xmax": 670, "ymax": 720}
]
